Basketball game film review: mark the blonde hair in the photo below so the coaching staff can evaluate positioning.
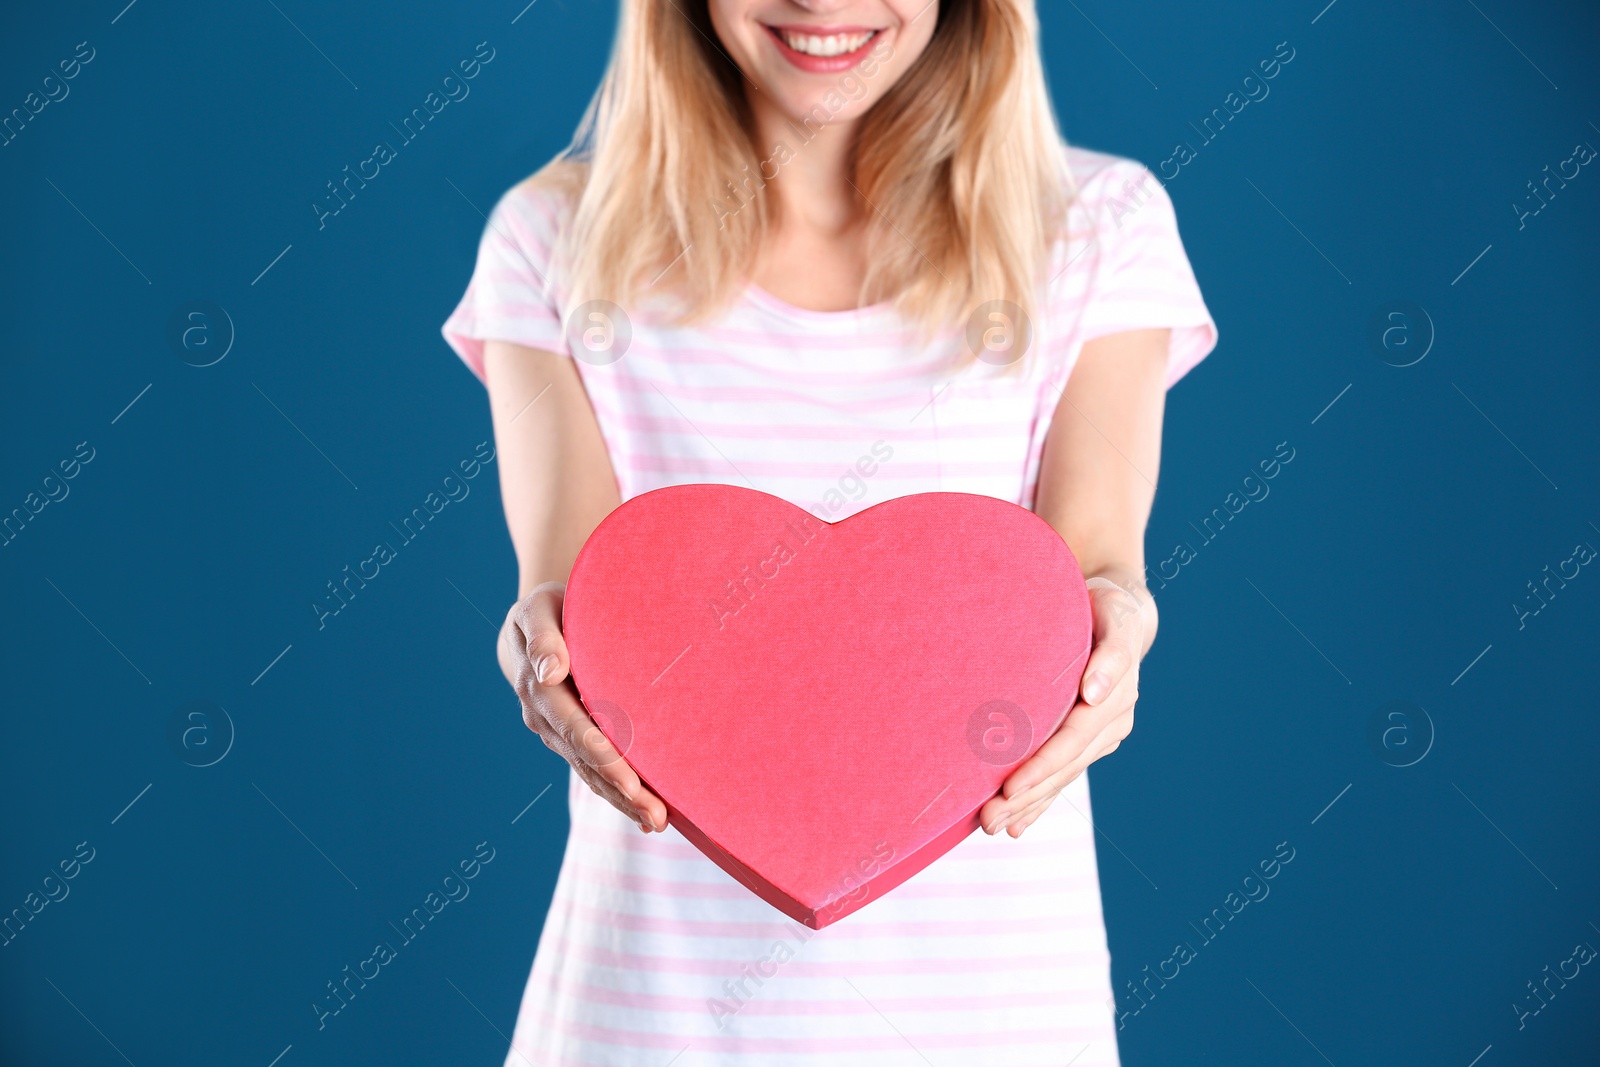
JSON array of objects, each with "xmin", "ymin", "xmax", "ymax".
[{"xmin": 541, "ymin": 0, "xmax": 1070, "ymax": 335}]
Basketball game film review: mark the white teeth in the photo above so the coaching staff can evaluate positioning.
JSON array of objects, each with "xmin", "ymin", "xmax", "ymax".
[{"xmin": 779, "ymin": 30, "xmax": 874, "ymax": 57}]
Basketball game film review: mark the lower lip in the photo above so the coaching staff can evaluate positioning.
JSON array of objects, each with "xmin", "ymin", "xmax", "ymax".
[{"xmin": 765, "ymin": 27, "xmax": 882, "ymax": 74}]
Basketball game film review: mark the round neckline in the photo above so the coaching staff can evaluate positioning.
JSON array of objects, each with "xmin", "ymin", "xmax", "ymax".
[{"xmin": 742, "ymin": 281, "xmax": 897, "ymax": 325}]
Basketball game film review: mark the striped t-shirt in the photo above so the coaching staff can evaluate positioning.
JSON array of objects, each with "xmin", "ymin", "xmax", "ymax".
[{"xmin": 443, "ymin": 145, "xmax": 1215, "ymax": 1066}]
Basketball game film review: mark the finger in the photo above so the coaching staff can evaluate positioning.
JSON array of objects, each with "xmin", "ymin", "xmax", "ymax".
[
  {"xmin": 980, "ymin": 794, "xmax": 1012, "ymax": 835},
  {"xmin": 571, "ymin": 714, "xmax": 669, "ymax": 828},
  {"xmin": 509, "ymin": 588, "xmax": 669, "ymax": 832},
  {"xmin": 986, "ymin": 762, "xmax": 1063, "ymax": 834},
  {"xmin": 573, "ymin": 764, "xmax": 665, "ymax": 832},
  {"xmin": 988, "ymin": 707, "xmax": 1133, "ymax": 829},
  {"xmin": 983, "ymin": 705, "xmax": 1104, "ymax": 829},
  {"xmin": 538, "ymin": 686, "xmax": 669, "ymax": 828},
  {"xmin": 997, "ymin": 744, "xmax": 1092, "ymax": 828},
  {"xmin": 1013, "ymin": 729, "xmax": 1128, "ymax": 830},
  {"xmin": 1005, "ymin": 737, "xmax": 1125, "ymax": 838},
  {"xmin": 561, "ymin": 733, "xmax": 670, "ymax": 832},
  {"xmin": 1000, "ymin": 707, "xmax": 1096, "ymax": 798},
  {"xmin": 1080, "ymin": 630, "xmax": 1137, "ymax": 705},
  {"xmin": 1001, "ymin": 761, "xmax": 1079, "ymax": 825},
  {"xmin": 991, "ymin": 771, "xmax": 1076, "ymax": 839},
  {"xmin": 1028, "ymin": 703, "xmax": 1132, "ymax": 795},
  {"xmin": 522, "ymin": 677, "xmax": 668, "ymax": 831},
  {"xmin": 1007, "ymin": 784, "xmax": 1068, "ymax": 837},
  {"xmin": 1000, "ymin": 684, "xmax": 1129, "ymax": 802}
]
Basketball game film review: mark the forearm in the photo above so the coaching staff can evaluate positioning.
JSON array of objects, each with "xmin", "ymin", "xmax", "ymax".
[
  {"xmin": 483, "ymin": 340, "xmax": 621, "ymax": 681},
  {"xmin": 1034, "ymin": 328, "xmax": 1170, "ymax": 659}
]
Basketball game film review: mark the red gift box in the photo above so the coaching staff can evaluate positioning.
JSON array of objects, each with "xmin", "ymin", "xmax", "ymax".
[{"xmin": 564, "ymin": 484, "xmax": 1092, "ymax": 928}]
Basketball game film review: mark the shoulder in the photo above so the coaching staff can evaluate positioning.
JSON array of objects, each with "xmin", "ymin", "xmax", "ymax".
[
  {"xmin": 1044, "ymin": 144, "xmax": 1205, "ymax": 308},
  {"xmin": 1062, "ymin": 145, "xmax": 1169, "ymax": 215},
  {"xmin": 490, "ymin": 159, "xmax": 587, "ymax": 246}
]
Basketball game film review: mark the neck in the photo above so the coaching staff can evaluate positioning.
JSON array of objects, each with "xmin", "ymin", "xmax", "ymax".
[{"xmin": 748, "ymin": 92, "xmax": 863, "ymax": 236}]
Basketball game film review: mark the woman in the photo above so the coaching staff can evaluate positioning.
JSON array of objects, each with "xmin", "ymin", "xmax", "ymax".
[{"xmin": 443, "ymin": 0, "xmax": 1214, "ymax": 1062}]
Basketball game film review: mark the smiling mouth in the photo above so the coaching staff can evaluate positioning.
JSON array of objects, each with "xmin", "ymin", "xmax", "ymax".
[
  {"xmin": 763, "ymin": 25, "xmax": 882, "ymax": 60},
  {"xmin": 761, "ymin": 24, "xmax": 886, "ymax": 75}
]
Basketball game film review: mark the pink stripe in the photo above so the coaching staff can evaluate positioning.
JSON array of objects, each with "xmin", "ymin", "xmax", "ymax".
[
  {"xmin": 569, "ymin": 818, "xmax": 1093, "ymax": 863},
  {"xmin": 512, "ymin": 1045, "xmax": 1116, "ymax": 1067},
  {"xmin": 694, "ymin": 323, "xmax": 923, "ymax": 346},
  {"xmin": 567, "ymin": 862, "xmax": 1098, "ymax": 900},
  {"xmin": 479, "ymin": 266, "xmax": 556, "ymax": 288},
  {"xmin": 519, "ymin": 1007, "xmax": 1107, "ymax": 1054},
  {"xmin": 470, "ymin": 300, "xmax": 563, "ymax": 320},
  {"xmin": 588, "ymin": 399, "xmax": 1049, "ymax": 438},
  {"xmin": 587, "ymin": 343, "xmax": 960, "ymax": 385},
  {"xmin": 606, "ymin": 455, "xmax": 1024, "ymax": 478},
  {"xmin": 577, "ymin": 407, "xmax": 1020, "ymax": 441},
  {"xmin": 598, "ymin": 375, "xmax": 933, "ymax": 412},
  {"xmin": 563, "ymin": 846, "xmax": 1097, "ymax": 883},
  {"xmin": 534, "ymin": 932, "xmax": 1107, "ymax": 977},
  {"xmin": 1084, "ymin": 280, "xmax": 1201, "ymax": 308},
  {"xmin": 567, "ymin": 864, "xmax": 754, "ymax": 899},
  {"xmin": 528, "ymin": 974, "xmax": 1087, "ymax": 1016},
  {"xmin": 588, "ymin": 371, "xmax": 1062, "ymax": 409},
  {"xmin": 569, "ymin": 903, "xmax": 1102, "ymax": 940},
  {"xmin": 471, "ymin": 303, "xmax": 560, "ymax": 328}
]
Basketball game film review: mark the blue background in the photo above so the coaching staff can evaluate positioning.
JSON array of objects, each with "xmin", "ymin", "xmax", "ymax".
[{"xmin": 3, "ymin": 1, "xmax": 1596, "ymax": 1064}]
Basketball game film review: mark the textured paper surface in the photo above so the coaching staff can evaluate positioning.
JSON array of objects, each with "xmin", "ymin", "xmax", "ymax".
[{"xmin": 564, "ymin": 485, "xmax": 1093, "ymax": 928}]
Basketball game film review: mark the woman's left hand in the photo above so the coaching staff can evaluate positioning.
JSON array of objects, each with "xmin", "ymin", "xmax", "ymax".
[{"xmin": 979, "ymin": 576, "xmax": 1150, "ymax": 839}]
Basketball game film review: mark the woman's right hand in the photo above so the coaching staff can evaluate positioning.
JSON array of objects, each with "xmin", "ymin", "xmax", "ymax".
[{"xmin": 500, "ymin": 581, "xmax": 668, "ymax": 833}]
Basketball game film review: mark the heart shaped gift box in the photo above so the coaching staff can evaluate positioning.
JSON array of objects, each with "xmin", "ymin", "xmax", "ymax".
[{"xmin": 563, "ymin": 484, "xmax": 1092, "ymax": 928}]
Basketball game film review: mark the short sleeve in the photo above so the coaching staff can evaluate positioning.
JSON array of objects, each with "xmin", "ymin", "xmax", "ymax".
[
  {"xmin": 441, "ymin": 181, "xmax": 571, "ymax": 383},
  {"xmin": 1052, "ymin": 157, "xmax": 1217, "ymax": 389}
]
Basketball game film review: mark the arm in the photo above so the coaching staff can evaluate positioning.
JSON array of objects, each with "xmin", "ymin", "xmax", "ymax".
[
  {"xmin": 485, "ymin": 339, "xmax": 668, "ymax": 832},
  {"xmin": 979, "ymin": 327, "xmax": 1169, "ymax": 838}
]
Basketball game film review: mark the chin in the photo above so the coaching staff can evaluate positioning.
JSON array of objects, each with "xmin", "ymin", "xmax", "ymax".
[{"xmin": 768, "ymin": 87, "xmax": 876, "ymax": 128}]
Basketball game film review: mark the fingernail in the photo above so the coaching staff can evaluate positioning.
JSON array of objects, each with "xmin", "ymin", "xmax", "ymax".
[
  {"xmin": 990, "ymin": 814, "xmax": 1010, "ymax": 835},
  {"xmin": 535, "ymin": 654, "xmax": 559, "ymax": 684},
  {"xmin": 1083, "ymin": 671, "xmax": 1111, "ymax": 703}
]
